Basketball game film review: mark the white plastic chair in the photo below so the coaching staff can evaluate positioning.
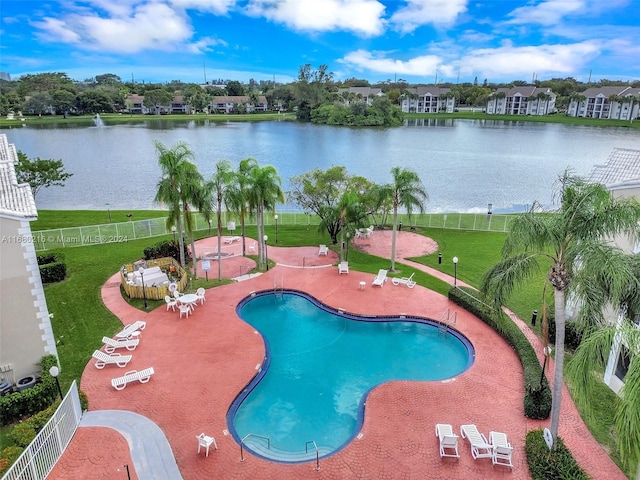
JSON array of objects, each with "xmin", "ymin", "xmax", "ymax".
[
  {"xmin": 179, "ymin": 304, "xmax": 191, "ymax": 319},
  {"xmin": 338, "ymin": 261, "xmax": 349, "ymax": 274},
  {"xmin": 165, "ymin": 295, "xmax": 177, "ymax": 311},
  {"xmin": 196, "ymin": 287, "xmax": 206, "ymax": 304},
  {"xmin": 460, "ymin": 424, "xmax": 493, "ymax": 460},
  {"xmin": 196, "ymin": 433, "xmax": 218, "ymax": 457}
]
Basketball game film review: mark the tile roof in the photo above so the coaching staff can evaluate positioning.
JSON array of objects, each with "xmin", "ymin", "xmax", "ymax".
[
  {"xmin": 588, "ymin": 148, "xmax": 640, "ymax": 188},
  {"xmin": 0, "ymin": 134, "xmax": 38, "ymax": 219}
]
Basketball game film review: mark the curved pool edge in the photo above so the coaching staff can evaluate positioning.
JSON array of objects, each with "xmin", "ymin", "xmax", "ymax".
[{"xmin": 226, "ymin": 288, "xmax": 476, "ymax": 464}]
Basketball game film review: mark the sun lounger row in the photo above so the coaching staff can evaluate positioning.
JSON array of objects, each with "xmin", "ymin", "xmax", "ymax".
[
  {"xmin": 436, "ymin": 423, "xmax": 513, "ymax": 468},
  {"xmin": 391, "ymin": 272, "xmax": 416, "ymax": 288}
]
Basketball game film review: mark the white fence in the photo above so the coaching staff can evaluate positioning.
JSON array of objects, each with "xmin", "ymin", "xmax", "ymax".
[
  {"xmin": 32, "ymin": 211, "xmax": 513, "ymax": 251},
  {"xmin": 2, "ymin": 381, "xmax": 82, "ymax": 480}
]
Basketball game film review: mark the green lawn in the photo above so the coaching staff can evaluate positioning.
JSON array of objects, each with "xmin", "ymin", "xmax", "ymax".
[{"xmin": 1, "ymin": 212, "xmax": 627, "ymax": 477}]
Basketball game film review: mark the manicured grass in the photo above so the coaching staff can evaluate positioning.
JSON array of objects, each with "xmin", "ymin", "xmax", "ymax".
[{"xmin": 31, "ymin": 210, "xmax": 168, "ymax": 230}]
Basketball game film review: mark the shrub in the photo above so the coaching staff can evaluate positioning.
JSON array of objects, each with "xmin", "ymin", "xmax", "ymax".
[
  {"xmin": 0, "ymin": 446, "xmax": 24, "ymax": 477},
  {"xmin": 548, "ymin": 314, "xmax": 583, "ymax": 351},
  {"xmin": 79, "ymin": 390, "xmax": 89, "ymax": 411},
  {"xmin": 448, "ymin": 286, "xmax": 552, "ymax": 419},
  {"xmin": 143, "ymin": 240, "xmax": 189, "ymax": 263},
  {"xmin": 0, "ymin": 355, "xmax": 58, "ymax": 426},
  {"xmin": 37, "ymin": 253, "xmax": 67, "ymax": 284},
  {"xmin": 9, "ymin": 402, "xmax": 59, "ymax": 447},
  {"xmin": 525, "ymin": 429, "xmax": 589, "ymax": 479}
]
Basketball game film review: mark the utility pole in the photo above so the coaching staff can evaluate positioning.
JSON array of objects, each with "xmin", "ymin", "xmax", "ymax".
[{"xmin": 203, "ymin": 59, "xmax": 207, "ymax": 84}]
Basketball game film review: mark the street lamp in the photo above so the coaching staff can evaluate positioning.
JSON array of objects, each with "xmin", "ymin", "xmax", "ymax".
[
  {"xmin": 49, "ymin": 366, "xmax": 63, "ymax": 400},
  {"xmin": 118, "ymin": 464, "xmax": 131, "ymax": 480},
  {"xmin": 138, "ymin": 266, "xmax": 148, "ymax": 309},
  {"xmin": 171, "ymin": 225, "xmax": 176, "ymax": 242},
  {"xmin": 274, "ymin": 214, "xmax": 279, "ymax": 243},
  {"xmin": 263, "ymin": 235, "xmax": 269, "ymax": 271},
  {"xmin": 106, "ymin": 203, "xmax": 111, "ymax": 222},
  {"xmin": 540, "ymin": 346, "xmax": 553, "ymax": 387},
  {"xmin": 346, "ymin": 231, "xmax": 350, "ymax": 261},
  {"xmin": 452, "ymin": 256, "xmax": 459, "ymax": 287}
]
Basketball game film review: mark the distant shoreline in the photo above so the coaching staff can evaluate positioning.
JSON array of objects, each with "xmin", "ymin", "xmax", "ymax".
[{"xmin": 1, "ymin": 111, "xmax": 638, "ymax": 129}]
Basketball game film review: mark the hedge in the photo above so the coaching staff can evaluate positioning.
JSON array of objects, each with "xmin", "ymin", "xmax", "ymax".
[
  {"xmin": 37, "ymin": 253, "xmax": 67, "ymax": 284},
  {"xmin": 448, "ymin": 286, "xmax": 552, "ymax": 419},
  {"xmin": 525, "ymin": 429, "xmax": 589, "ymax": 479},
  {"xmin": 143, "ymin": 240, "xmax": 190, "ymax": 262},
  {"xmin": 0, "ymin": 355, "xmax": 58, "ymax": 426},
  {"xmin": 0, "ymin": 447, "xmax": 23, "ymax": 477}
]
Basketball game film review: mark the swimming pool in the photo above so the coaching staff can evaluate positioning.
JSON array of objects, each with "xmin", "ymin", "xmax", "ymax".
[{"xmin": 228, "ymin": 290, "xmax": 474, "ymax": 463}]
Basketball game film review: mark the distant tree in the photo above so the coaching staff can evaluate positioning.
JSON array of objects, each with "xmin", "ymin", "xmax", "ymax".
[
  {"xmin": 143, "ymin": 89, "xmax": 172, "ymax": 114},
  {"xmin": 51, "ymin": 89, "xmax": 77, "ymax": 115},
  {"xmin": 23, "ymin": 92, "xmax": 53, "ymax": 115},
  {"xmin": 226, "ymin": 81, "xmax": 245, "ymax": 96},
  {"xmin": 17, "ymin": 73, "xmax": 74, "ymax": 97},
  {"xmin": 15, "ymin": 151, "xmax": 73, "ymax": 199},
  {"xmin": 75, "ymin": 90, "xmax": 114, "ymax": 114},
  {"xmin": 95, "ymin": 74, "xmax": 122, "ymax": 86}
]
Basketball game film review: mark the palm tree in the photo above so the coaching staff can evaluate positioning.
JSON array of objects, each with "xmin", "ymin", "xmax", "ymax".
[
  {"xmin": 227, "ymin": 157, "xmax": 259, "ymax": 256},
  {"xmin": 377, "ymin": 167, "xmax": 428, "ymax": 272},
  {"xmin": 481, "ymin": 171, "xmax": 640, "ymax": 450},
  {"xmin": 246, "ymin": 163, "xmax": 285, "ymax": 270},
  {"xmin": 154, "ymin": 141, "xmax": 200, "ymax": 269},
  {"xmin": 208, "ymin": 160, "xmax": 234, "ymax": 280}
]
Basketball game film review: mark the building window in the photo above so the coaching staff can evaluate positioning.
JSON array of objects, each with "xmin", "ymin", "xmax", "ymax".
[{"xmin": 614, "ymin": 346, "xmax": 631, "ymax": 381}]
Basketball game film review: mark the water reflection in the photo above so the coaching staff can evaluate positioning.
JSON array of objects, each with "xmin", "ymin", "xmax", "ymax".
[{"xmin": 404, "ymin": 118, "xmax": 455, "ymax": 127}]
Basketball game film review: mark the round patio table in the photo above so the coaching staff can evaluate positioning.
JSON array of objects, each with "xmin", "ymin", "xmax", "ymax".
[{"xmin": 179, "ymin": 294, "xmax": 199, "ymax": 311}]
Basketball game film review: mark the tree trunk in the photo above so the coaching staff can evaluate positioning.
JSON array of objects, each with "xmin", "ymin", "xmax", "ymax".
[
  {"xmin": 190, "ymin": 234, "xmax": 198, "ymax": 279},
  {"xmin": 549, "ymin": 288, "xmax": 566, "ymax": 448},
  {"xmin": 217, "ymin": 206, "xmax": 223, "ymax": 281},
  {"xmin": 177, "ymin": 213, "xmax": 186, "ymax": 268},
  {"xmin": 390, "ymin": 204, "xmax": 398, "ymax": 271}
]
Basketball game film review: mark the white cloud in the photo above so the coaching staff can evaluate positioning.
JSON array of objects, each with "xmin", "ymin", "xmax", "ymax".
[
  {"xmin": 459, "ymin": 41, "xmax": 602, "ymax": 79},
  {"xmin": 32, "ymin": 18, "xmax": 82, "ymax": 43},
  {"xmin": 170, "ymin": 0, "xmax": 237, "ymax": 15},
  {"xmin": 507, "ymin": 0, "xmax": 586, "ymax": 26},
  {"xmin": 340, "ymin": 49, "xmax": 452, "ymax": 77},
  {"xmin": 390, "ymin": 0, "xmax": 468, "ymax": 33},
  {"xmin": 245, "ymin": 0, "xmax": 386, "ymax": 36}
]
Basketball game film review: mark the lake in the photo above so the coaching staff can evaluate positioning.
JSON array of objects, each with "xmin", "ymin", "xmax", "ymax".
[{"xmin": 5, "ymin": 118, "xmax": 639, "ymax": 213}]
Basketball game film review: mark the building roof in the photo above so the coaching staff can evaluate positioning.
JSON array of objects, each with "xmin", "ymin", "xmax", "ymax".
[
  {"xmin": 494, "ymin": 86, "xmax": 556, "ymax": 98},
  {"xmin": 579, "ymin": 86, "xmax": 633, "ymax": 98},
  {"xmin": 414, "ymin": 86, "xmax": 451, "ymax": 96},
  {"xmin": 211, "ymin": 95, "xmax": 268, "ymax": 104},
  {"xmin": 337, "ymin": 87, "xmax": 384, "ymax": 96},
  {"xmin": 0, "ymin": 134, "xmax": 38, "ymax": 219},
  {"xmin": 589, "ymin": 148, "xmax": 640, "ymax": 189}
]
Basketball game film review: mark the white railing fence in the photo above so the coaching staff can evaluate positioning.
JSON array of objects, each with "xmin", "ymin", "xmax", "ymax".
[
  {"xmin": 2, "ymin": 381, "xmax": 82, "ymax": 480},
  {"xmin": 32, "ymin": 211, "xmax": 514, "ymax": 251}
]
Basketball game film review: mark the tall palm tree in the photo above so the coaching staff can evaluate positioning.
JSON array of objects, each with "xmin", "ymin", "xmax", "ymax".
[
  {"xmin": 246, "ymin": 163, "xmax": 285, "ymax": 270},
  {"xmin": 377, "ymin": 167, "xmax": 428, "ymax": 272},
  {"xmin": 154, "ymin": 141, "xmax": 199, "ymax": 269},
  {"xmin": 481, "ymin": 171, "xmax": 640, "ymax": 450},
  {"xmin": 208, "ymin": 160, "xmax": 234, "ymax": 280},
  {"xmin": 227, "ymin": 158, "xmax": 259, "ymax": 256}
]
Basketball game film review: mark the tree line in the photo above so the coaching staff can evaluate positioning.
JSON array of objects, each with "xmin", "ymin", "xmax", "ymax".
[{"xmin": 2, "ymin": 67, "xmax": 639, "ymax": 121}]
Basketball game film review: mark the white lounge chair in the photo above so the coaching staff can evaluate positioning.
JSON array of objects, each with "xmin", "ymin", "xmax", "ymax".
[
  {"xmin": 489, "ymin": 431, "xmax": 513, "ymax": 468},
  {"xmin": 338, "ymin": 261, "xmax": 349, "ymax": 274},
  {"xmin": 391, "ymin": 273, "xmax": 416, "ymax": 288},
  {"xmin": 435, "ymin": 423, "xmax": 460, "ymax": 458},
  {"xmin": 318, "ymin": 244, "xmax": 329, "ymax": 256},
  {"xmin": 92, "ymin": 350, "xmax": 133, "ymax": 369},
  {"xmin": 115, "ymin": 320, "xmax": 146, "ymax": 339},
  {"xmin": 102, "ymin": 336, "xmax": 139, "ymax": 354},
  {"xmin": 460, "ymin": 424, "xmax": 493, "ymax": 460},
  {"xmin": 111, "ymin": 367, "xmax": 155, "ymax": 390},
  {"xmin": 196, "ymin": 433, "xmax": 218, "ymax": 457},
  {"xmin": 224, "ymin": 236, "xmax": 240, "ymax": 244},
  {"xmin": 372, "ymin": 269, "xmax": 388, "ymax": 287}
]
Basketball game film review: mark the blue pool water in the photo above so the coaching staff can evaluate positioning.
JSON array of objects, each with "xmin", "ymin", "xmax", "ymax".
[{"xmin": 228, "ymin": 291, "xmax": 474, "ymax": 462}]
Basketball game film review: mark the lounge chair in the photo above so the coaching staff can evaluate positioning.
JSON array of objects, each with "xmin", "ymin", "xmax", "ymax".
[
  {"xmin": 460, "ymin": 424, "xmax": 493, "ymax": 460},
  {"xmin": 372, "ymin": 269, "xmax": 388, "ymax": 287},
  {"xmin": 111, "ymin": 367, "xmax": 155, "ymax": 390},
  {"xmin": 435, "ymin": 423, "xmax": 460, "ymax": 458},
  {"xmin": 391, "ymin": 273, "xmax": 416, "ymax": 288},
  {"xmin": 115, "ymin": 320, "xmax": 146, "ymax": 339},
  {"xmin": 338, "ymin": 261, "xmax": 349, "ymax": 274},
  {"xmin": 489, "ymin": 431, "xmax": 513, "ymax": 467},
  {"xmin": 318, "ymin": 244, "xmax": 329, "ymax": 256},
  {"xmin": 102, "ymin": 336, "xmax": 139, "ymax": 354},
  {"xmin": 92, "ymin": 350, "xmax": 133, "ymax": 369}
]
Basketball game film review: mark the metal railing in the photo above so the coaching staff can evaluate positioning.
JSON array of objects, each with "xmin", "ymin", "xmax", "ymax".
[
  {"xmin": 305, "ymin": 441, "xmax": 320, "ymax": 471},
  {"xmin": 2, "ymin": 381, "xmax": 82, "ymax": 480},
  {"xmin": 32, "ymin": 211, "xmax": 514, "ymax": 251},
  {"xmin": 438, "ymin": 308, "xmax": 457, "ymax": 334},
  {"xmin": 240, "ymin": 433, "xmax": 270, "ymax": 462}
]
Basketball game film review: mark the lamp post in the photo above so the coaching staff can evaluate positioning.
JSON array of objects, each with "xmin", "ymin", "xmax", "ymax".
[
  {"xmin": 346, "ymin": 231, "xmax": 350, "ymax": 261},
  {"xmin": 487, "ymin": 203, "xmax": 493, "ymax": 222},
  {"xmin": 49, "ymin": 366, "xmax": 63, "ymax": 400},
  {"xmin": 540, "ymin": 346, "xmax": 552, "ymax": 387},
  {"xmin": 263, "ymin": 235, "xmax": 269, "ymax": 271},
  {"xmin": 106, "ymin": 203, "xmax": 111, "ymax": 222},
  {"xmin": 171, "ymin": 225, "xmax": 176, "ymax": 242},
  {"xmin": 118, "ymin": 464, "xmax": 131, "ymax": 480},
  {"xmin": 274, "ymin": 214, "xmax": 278, "ymax": 243},
  {"xmin": 138, "ymin": 266, "xmax": 148, "ymax": 309},
  {"xmin": 452, "ymin": 256, "xmax": 459, "ymax": 287}
]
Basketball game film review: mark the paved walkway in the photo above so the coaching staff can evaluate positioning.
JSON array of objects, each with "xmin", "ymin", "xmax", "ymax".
[{"xmin": 47, "ymin": 231, "xmax": 626, "ymax": 480}]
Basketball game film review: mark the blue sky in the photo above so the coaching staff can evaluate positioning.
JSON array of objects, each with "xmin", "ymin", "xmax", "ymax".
[{"xmin": 1, "ymin": 0, "xmax": 639, "ymax": 85}]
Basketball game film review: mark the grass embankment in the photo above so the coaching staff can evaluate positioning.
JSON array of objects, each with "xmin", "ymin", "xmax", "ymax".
[
  {"xmin": 3, "ymin": 211, "xmax": 626, "ymax": 476},
  {"xmin": 0, "ymin": 112, "xmax": 296, "ymax": 129}
]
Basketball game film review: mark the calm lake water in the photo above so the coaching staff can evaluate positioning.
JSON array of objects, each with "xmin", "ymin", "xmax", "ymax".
[{"xmin": 5, "ymin": 118, "xmax": 639, "ymax": 213}]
